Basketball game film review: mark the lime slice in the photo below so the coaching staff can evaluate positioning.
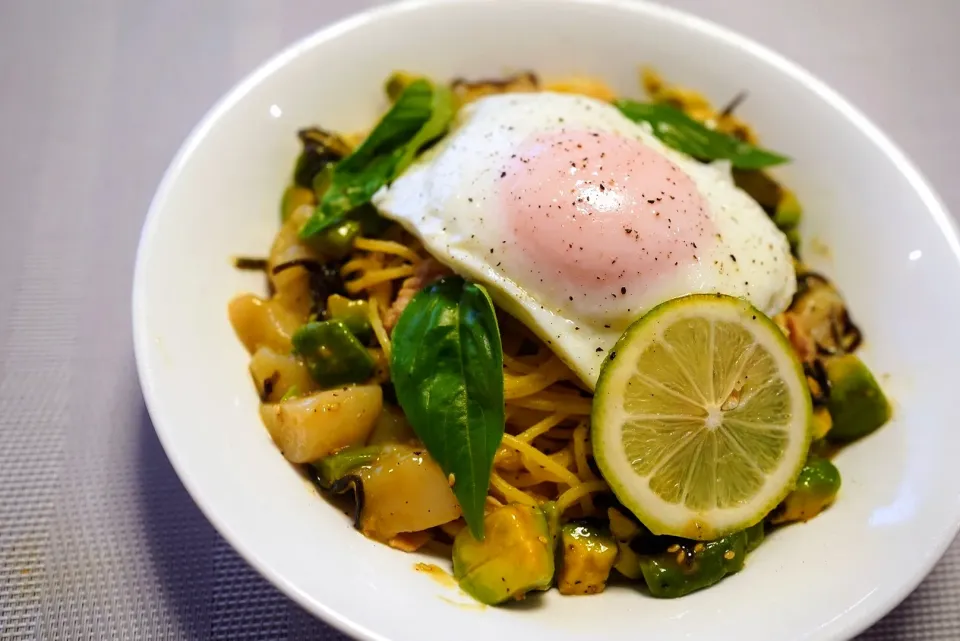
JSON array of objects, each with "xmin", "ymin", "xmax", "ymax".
[{"xmin": 593, "ymin": 294, "xmax": 812, "ymax": 540}]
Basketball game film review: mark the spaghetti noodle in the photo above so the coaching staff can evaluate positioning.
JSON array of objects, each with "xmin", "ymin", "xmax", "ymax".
[{"xmin": 334, "ymin": 232, "xmax": 610, "ymax": 520}]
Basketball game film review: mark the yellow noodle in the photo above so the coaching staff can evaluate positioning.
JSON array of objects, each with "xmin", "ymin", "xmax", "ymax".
[
  {"xmin": 371, "ymin": 281, "xmax": 392, "ymax": 314},
  {"xmin": 504, "ymin": 357, "xmax": 571, "ymax": 399},
  {"xmin": 493, "ymin": 445, "xmax": 524, "ymax": 470},
  {"xmin": 572, "ymin": 423, "xmax": 597, "ymax": 512},
  {"xmin": 490, "ymin": 471, "xmax": 539, "ymax": 506},
  {"xmin": 545, "ymin": 76, "xmax": 617, "ymax": 102},
  {"xmin": 556, "ymin": 480, "xmax": 609, "ymax": 515},
  {"xmin": 502, "ymin": 353, "xmax": 537, "ymax": 374},
  {"xmin": 524, "ymin": 446, "xmax": 576, "ymax": 485},
  {"xmin": 496, "ymin": 471, "xmax": 544, "ymax": 489},
  {"xmin": 345, "ymin": 265, "xmax": 416, "ymax": 293},
  {"xmin": 540, "ymin": 427, "xmax": 576, "ymax": 441},
  {"xmin": 573, "ymin": 423, "xmax": 596, "ymax": 482},
  {"xmin": 507, "ymin": 392, "xmax": 592, "ymax": 415},
  {"xmin": 367, "ymin": 298, "xmax": 391, "ymax": 360},
  {"xmin": 484, "ymin": 495, "xmax": 504, "ymax": 511},
  {"xmin": 341, "ymin": 258, "xmax": 381, "ymax": 277},
  {"xmin": 515, "ymin": 413, "xmax": 569, "ymax": 443},
  {"xmin": 354, "ymin": 237, "xmax": 423, "ymax": 264},
  {"xmin": 500, "ymin": 434, "xmax": 581, "ymax": 487},
  {"xmin": 548, "ymin": 447, "xmax": 575, "ymax": 471}
]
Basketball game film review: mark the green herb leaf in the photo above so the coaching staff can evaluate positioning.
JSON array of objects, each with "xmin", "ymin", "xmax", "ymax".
[
  {"xmin": 614, "ymin": 100, "xmax": 789, "ymax": 169},
  {"xmin": 300, "ymin": 79, "xmax": 456, "ymax": 238},
  {"xmin": 390, "ymin": 276, "xmax": 505, "ymax": 539}
]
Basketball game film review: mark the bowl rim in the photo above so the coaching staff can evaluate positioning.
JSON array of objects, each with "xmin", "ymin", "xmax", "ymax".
[{"xmin": 132, "ymin": 1, "xmax": 960, "ymax": 639}]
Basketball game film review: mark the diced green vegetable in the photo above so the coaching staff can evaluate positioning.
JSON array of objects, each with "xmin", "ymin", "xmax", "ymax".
[
  {"xmin": 326, "ymin": 294, "xmax": 371, "ymax": 339},
  {"xmin": 541, "ymin": 501, "xmax": 561, "ymax": 550},
  {"xmin": 391, "ymin": 276, "xmax": 505, "ymax": 539},
  {"xmin": 639, "ymin": 531, "xmax": 748, "ymax": 598},
  {"xmin": 745, "ymin": 520, "xmax": 765, "ymax": 552},
  {"xmin": 292, "ymin": 320, "xmax": 376, "ymax": 388},
  {"xmin": 312, "ymin": 445, "xmax": 380, "ymax": 488},
  {"xmin": 300, "ymin": 79, "xmax": 456, "ymax": 238},
  {"xmin": 558, "ymin": 522, "xmax": 619, "ymax": 595},
  {"xmin": 823, "ymin": 354, "xmax": 891, "ymax": 442},
  {"xmin": 453, "ymin": 504, "xmax": 554, "ymax": 605},
  {"xmin": 311, "ymin": 219, "xmax": 361, "ymax": 260},
  {"xmin": 732, "ymin": 169, "xmax": 782, "ymax": 211},
  {"xmin": 279, "ymin": 385, "xmax": 300, "ymax": 402},
  {"xmin": 615, "ymin": 100, "xmax": 789, "ymax": 169},
  {"xmin": 773, "ymin": 189, "xmax": 802, "ymax": 230},
  {"xmin": 770, "ymin": 457, "xmax": 841, "ymax": 524}
]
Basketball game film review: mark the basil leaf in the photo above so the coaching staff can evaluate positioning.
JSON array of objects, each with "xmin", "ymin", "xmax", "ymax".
[
  {"xmin": 300, "ymin": 80, "xmax": 456, "ymax": 238},
  {"xmin": 390, "ymin": 276, "xmax": 505, "ymax": 539},
  {"xmin": 614, "ymin": 100, "xmax": 789, "ymax": 169}
]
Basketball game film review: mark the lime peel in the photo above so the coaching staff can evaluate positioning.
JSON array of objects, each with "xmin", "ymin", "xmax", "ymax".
[{"xmin": 592, "ymin": 294, "xmax": 812, "ymax": 541}]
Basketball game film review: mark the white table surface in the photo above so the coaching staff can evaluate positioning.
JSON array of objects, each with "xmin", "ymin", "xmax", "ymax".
[{"xmin": 1, "ymin": 1, "xmax": 958, "ymax": 639}]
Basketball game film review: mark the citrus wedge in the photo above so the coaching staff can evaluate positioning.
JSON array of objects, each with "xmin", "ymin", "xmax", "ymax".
[{"xmin": 593, "ymin": 294, "xmax": 812, "ymax": 540}]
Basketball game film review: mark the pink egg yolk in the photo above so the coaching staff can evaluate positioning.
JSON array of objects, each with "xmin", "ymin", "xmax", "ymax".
[{"xmin": 501, "ymin": 129, "xmax": 715, "ymax": 317}]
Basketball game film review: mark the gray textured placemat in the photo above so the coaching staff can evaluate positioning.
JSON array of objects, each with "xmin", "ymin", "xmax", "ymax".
[{"xmin": 1, "ymin": 1, "xmax": 958, "ymax": 639}]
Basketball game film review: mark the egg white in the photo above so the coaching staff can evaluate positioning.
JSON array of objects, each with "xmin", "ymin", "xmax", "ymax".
[{"xmin": 373, "ymin": 92, "xmax": 795, "ymax": 387}]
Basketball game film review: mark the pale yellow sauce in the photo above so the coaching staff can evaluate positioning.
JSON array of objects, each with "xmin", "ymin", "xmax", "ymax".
[{"xmin": 414, "ymin": 562, "xmax": 458, "ymax": 589}]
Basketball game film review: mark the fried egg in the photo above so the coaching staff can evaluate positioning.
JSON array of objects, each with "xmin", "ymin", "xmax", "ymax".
[{"xmin": 373, "ymin": 92, "xmax": 796, "ymax": 387}]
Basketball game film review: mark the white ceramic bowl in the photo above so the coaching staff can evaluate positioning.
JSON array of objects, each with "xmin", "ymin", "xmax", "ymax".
[{"xmin": 133, "ymin": 1, "xmax": 960, "ymax": 639}]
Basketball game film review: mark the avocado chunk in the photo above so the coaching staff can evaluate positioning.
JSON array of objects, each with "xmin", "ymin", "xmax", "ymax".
[
  {"xmin": 823, "ymin": 354, "xmax": 891, "ymax": 442},
  {"xmin": 607, "ymin": 507, "xmax": 644, "ymax": 580},
  {"xmin": 452, "ymin": 504, "xmax": 554, "ymax": 604},
  {"xmin": 541, "ymin": 501, "xmax": 561, "ymax": 549},
  {"xmin": 770, "ymin": 457, "xmax": 841, "ymax": 525},
  {"xmin": 558, "ymin": 522, "xmax": 619, "ymax": 595},
  {"xmin": 773, "ymin": 188, "xmax": 802, "ymax": 230},
  {"xmin": 639, "ymin": 531, "xmax": 748, "ymax": 598}
]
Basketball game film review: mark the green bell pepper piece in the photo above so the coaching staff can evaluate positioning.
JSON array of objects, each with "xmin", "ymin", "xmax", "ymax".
[
  {"xmin": 292, "ymin": 320, "xmax": 376, "ymax": 388},
  {"xmin": 312, "ymin": 444, "xmax": 380, "ymax": 488},
  {"xmin": 326, "ymin": 294, "xmax": 371, "ymax": 340},
  {"xmin": 639, "ymin": 531, "xmax": 748, "ymax": 598}
]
